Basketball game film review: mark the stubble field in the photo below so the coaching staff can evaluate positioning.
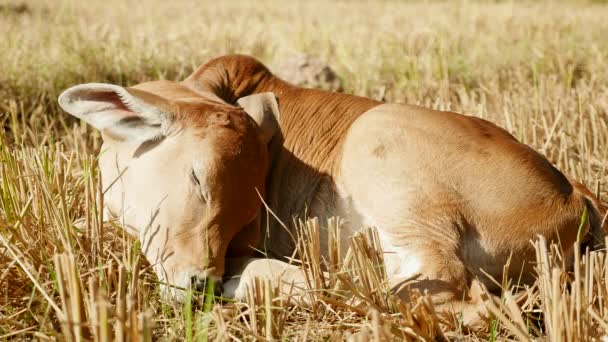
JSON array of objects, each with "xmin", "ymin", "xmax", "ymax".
[{"xmin": 1, "ymin": 0, "xmax": 608, "ymax": 340}]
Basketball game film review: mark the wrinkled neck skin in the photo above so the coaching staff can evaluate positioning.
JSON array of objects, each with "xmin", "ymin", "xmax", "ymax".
[{"xmin": 183, "ymin": 56, "xmax": 381, "ymax": 258}]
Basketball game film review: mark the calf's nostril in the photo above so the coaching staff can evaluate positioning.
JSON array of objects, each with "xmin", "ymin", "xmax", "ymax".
[
  {"xmin": 190, "ymin": 276, "xmax": 206, "ymax": 292},
  {"xmin": 215, "ymin": 280, "xmax": 224, "ymax": 296},
  {"xmin": 190, "ymin": 276, "xmax": 224, "ymax": 295}
]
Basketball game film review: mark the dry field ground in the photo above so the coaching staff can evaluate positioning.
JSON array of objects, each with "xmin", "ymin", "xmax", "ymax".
[{"xmin": 1, "ymin": 0, "xmax": 608, "ymax": 340}]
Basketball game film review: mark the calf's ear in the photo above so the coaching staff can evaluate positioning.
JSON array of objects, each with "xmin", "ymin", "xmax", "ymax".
[
  {"xmin": 58, "ymin": 83, "xmax": 174, "ymax": 142},
  {"xmin": 237, "ymin": 92, "xmax": 280, "ymax": 144}
]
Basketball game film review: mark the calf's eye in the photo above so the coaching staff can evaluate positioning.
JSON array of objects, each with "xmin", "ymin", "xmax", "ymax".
[
  {"xmin": 191, "ymin": 169, "xmax": 201, "ymax": 186},
  {"xmin": 191, "ymin": 168, "xmax": 210, "ymax": 204}
]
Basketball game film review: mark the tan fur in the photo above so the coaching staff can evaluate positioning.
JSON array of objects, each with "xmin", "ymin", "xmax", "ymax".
[
  {"xmin": 61, "ymin": 55, "xmax": 606, "ymax": 329},
  {"xmin": 183, "ymin": 55, "xmax": 606, "ymax": 329}
]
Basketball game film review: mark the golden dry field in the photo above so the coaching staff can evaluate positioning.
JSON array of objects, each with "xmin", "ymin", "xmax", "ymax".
[{"xmin": 1, "ymin": 0, "xmax": 608, "ymax": 340}]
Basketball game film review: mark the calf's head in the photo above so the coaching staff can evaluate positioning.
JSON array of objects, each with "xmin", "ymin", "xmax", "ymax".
[{"xmin": 58, "ymin": 81, "xmax": 279, "ymax": 298}]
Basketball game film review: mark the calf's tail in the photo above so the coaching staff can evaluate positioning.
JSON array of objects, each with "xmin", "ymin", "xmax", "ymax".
[{"xmin": 573, "ymin": 181, "xmax": 607, "ymax": 250}]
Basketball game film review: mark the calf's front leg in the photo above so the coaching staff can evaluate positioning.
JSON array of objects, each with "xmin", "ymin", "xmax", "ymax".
[{"xmin": 222, "ymin": 258, "xmax": 313, "ymax": 303}]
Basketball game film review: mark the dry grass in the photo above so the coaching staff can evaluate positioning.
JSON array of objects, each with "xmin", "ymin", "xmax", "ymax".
[{"xmin": 1, "ymin": 0, "xmax": 608, "ymax": 340}]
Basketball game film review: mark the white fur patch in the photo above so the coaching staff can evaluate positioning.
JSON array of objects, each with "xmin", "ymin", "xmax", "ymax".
[
  {"xmin": 361, "ymin": 214, "xmax": 422, "ymax": 280},
  {"xmin": 375, "ymin": 228, "xmax": 422, "ymax": 279}
]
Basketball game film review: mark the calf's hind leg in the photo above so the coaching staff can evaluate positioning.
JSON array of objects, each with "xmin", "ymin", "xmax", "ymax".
[
  {"xmin": 387, "ymin": 244, "xmax": 491, "ymax": 330},
  {"xmin": 373, "ymin": 222, "xmax": 491, "ymax": 330},
  {"xmin": 338, "ymin": 108, "xmax": 492, "ymax": 329}
]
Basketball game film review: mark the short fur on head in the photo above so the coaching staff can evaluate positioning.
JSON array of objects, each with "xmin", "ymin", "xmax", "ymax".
[{"xmin": 59, "ymin": 80, "xmax": 280, "ymax": 299}]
